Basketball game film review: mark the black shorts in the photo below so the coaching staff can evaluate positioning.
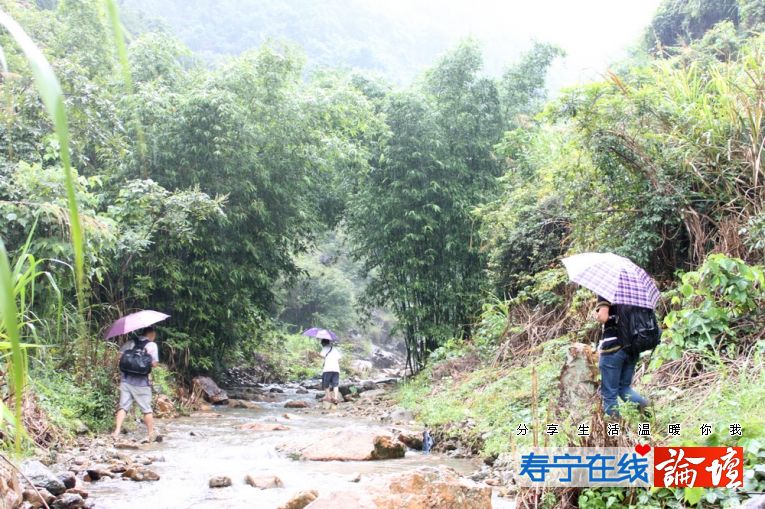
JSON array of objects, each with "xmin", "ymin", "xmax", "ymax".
[{"xmin": 322, "ymin": 371, "xmax": 340, "ymax": 389}]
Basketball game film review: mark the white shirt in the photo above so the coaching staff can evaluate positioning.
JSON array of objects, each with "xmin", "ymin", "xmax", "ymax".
[{"xmin": 320, "ymin": 345, "xmax": 341, "ymax": 373}]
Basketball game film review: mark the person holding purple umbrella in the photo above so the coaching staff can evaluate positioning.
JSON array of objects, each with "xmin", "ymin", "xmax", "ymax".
[
  {"xmin": 320, "ymin": 338, "xmax": 342, "ymax": 406},
  {"xmin": 111, "ymin": 326, "xmax": 160, "ymax": 441}
]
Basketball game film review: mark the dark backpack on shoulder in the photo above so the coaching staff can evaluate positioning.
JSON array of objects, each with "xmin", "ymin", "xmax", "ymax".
[
  {"xmin": 119, "ymin": 339, "xmax": 153, "ymax": 376},
  {"xmin": 616, "ymin": 304, "xmax": 662, "ymax": 355}
]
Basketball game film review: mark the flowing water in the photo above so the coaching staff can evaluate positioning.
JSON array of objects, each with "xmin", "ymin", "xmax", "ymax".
[{"xmin": 85, "ymin": 391, "xmax": 515, "ymax": 508}]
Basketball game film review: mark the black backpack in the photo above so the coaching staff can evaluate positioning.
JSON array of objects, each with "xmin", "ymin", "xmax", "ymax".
[
  {"xmin": 616, "ymin": 305, "xmax": 662, "ymax": 355},
  {"xmin": 119, "ymin": 339, "xmax": 153, "ymax": 376}
]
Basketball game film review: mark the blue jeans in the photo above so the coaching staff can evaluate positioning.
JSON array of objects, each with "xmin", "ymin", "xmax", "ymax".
[{"xmin": 599, "ymin": 348, "xmax": 648, "ymax": 416}]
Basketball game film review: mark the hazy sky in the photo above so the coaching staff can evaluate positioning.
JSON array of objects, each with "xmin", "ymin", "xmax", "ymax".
[{"xmin": 365, "ymin": 0, "xmax": 663, "ymax": 89}]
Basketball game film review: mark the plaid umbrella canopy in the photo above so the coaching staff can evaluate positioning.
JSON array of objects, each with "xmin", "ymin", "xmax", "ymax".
[{"xmin": 561, "ymin": 252, "xmax": 660, "ymax": 309}]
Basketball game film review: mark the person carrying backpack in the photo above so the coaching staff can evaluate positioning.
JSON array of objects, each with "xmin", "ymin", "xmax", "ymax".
[
  {"xmin": 112, "ymin": 326, "xmax": 160, "ymax": 441},
  {"xmin": 594, "ymin": 298, "xmax": 650, "ymax": 417}
]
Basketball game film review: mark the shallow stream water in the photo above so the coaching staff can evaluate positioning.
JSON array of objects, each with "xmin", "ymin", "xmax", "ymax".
[{"xmin": 86, "ymin": 392, "xmax": 515, "ymax": 508}]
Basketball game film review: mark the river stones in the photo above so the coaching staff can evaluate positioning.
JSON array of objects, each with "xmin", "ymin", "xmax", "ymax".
[
  {"xmin": 84, "ymin": 466, "xmax": 113, "ymax": 482},
  {"xmin": 244, "ymin": 474, "xmax": 283, "ymax": 489},
  {"xmin": 228, "ymin": 399, "xmax": 261, "ymax": 409},
  {"xmin": 123, "ymin": 467, "xmax": 160, "ymax": 482},
  {"xmin": 238, "ymin": 422, "xmax": 290, "ymax": 431},
  {"xmin": 23, "ymin": 487, "xmax": 55, "ymax": 508},
  {"xmin": 279, "ymin": 428, "xmax": 405, "ymax": 461},
  {"xmin": 396, "ymin": 431, "xmax": 423, "ymax": 450},
  {"xmin": 57, "ymin": 472, "xmax": 76, "ymax": 490},
  {"xmin": 307, "ymin": 466, "xmax": 491, "ymax": 509},
  {"xmin": 284, "ymin": 400, "xmax": 309, "ymax": 409},
  {"xmin": 21, "ymin": 461, "xmax": 66, "ymax": 496},
  {"xmin": 51, "ymin": 493, "xmax": 85, "ymax": 509},
  {"xmin": 208, "ymin": 476, "xmax": 232, "ymax": 488},
  {"xmin": 277, "ymin": 490, "xmax": 318, "ymax": 509}
]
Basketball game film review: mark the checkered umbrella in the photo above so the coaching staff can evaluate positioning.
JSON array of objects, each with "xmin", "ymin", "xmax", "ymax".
[{"xmin": 561, "ymin": 252, "xmax": 660, "ymax": 309}]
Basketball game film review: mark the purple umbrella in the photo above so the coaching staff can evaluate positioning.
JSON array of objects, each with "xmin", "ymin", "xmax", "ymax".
[
  {"xmin": 562, "ymin": 252, "xmax": 660, "ymax": 309},
  {"xmin": 302, "ymin": 328, "xmax": 338, "ymax": 341},
  {"xmin": 105, "ymin": 310, "xmax": 170, "ymax": 339}
]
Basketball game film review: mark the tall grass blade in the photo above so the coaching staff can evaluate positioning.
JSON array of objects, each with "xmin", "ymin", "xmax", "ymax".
[
  {"xmin": 0, "ymin": 10, "xmax": 85, "ymax": 314},
  {"xmin": 0, "ymin": 239, "xmax": 26, "ymax": 454}
]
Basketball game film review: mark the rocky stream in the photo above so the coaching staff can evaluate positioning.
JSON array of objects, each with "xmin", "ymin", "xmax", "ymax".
[{"xmin": 12, "ymin": 378, "xmax": 515, "ymax": 509}]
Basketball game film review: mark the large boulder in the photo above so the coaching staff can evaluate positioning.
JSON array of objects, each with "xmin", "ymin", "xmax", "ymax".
[
  {"xmin": 306, "ymin": 466, "xmax": 491, "ymax": 509},
  {"xmin": 193, "ymin": 376, "xmax": 229, "ymax": 404},
  {"xmin": 21, "ymin": 461, "xmax": 66, "ymax": 496},
  {"xmin": 280, "ymin": 428, "xmax": 405, "ymax": 461}
]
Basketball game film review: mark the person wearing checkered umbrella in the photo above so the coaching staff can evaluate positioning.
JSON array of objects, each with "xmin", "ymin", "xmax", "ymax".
[{"xmin": 563, "ymin": 253, "xmax": 660, "ymax": 417}]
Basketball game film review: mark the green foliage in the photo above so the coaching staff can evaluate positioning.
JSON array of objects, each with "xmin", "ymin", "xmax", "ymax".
[
  {"xmin": 347, "ymin": 39, "xmax": 559, "ymax": 372},
  {"xmin": 646, "ymin": 0, "xmax": 739, "ymax": 50},
  {"xmin": 659, "ymin": 254, "xmax": 765, "ymax": 364},
  {"xmin": 277, "ymin": 253, "xmax": 356, "ymax": 334},
  {"xmin": 33, "ymin": 368, "xmax": 116, "ymax": 433},
  {"xmin": 499, "ymin": 42, "xmax": 564, "ymax": 126}
]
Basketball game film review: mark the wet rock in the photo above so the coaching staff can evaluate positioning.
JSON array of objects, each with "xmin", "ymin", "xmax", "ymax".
[
  {"xmin": 66, "ymin": 488, "xmax": 88, "ymax": 499},
  {"xmin": 308, "ymin": 466, "xmax": 491, "ymax": 509},
  {"xmin": 388, "ymin": 409, "xmax": 414, "ymax": 423},
  {"xmin": 373, "ymin": 436, "xmax": 406, "ymax": 460},
  {"xmin": 72, "ymin": 457, "xmax": 87, "ymax": 467},
  {"xmin": 208, "ymin": 476, "xmax": 232, "ymax": 489},
  {"xmin": 280, "ymin": 428, "xmax": 405, "ymax": 461},
  {"xmin": 23, "ymin": 488, "xmax": 55, "ymax": 508},
  {"xmin": 397, "ymin": 431, "xmax": 423, "ymax": 450},
  {"xmin": 123, "ymin": 467, "xmax": 160, "ymax": 482},
  {"xmin": 277, "ymin": 489, "xmax": 318, "ymax": 509},
  {"xmin": 244, "ymin": 474, "xmax": 284, "ymax": 489},
  {"xmin": 269, "ymin": 387, "xmax": 285, "ymax": 393},
  {"xmin": 228, "ymin": 399, "xmax": 261, "ymax": 409},
  {"xmin": 351, "ymin": 360, "xmax": 374, "ymax": 373},
  {"xmin": 238, "ymin": 422, "xmax": 290, "ymax": 431},
  {"xmin": 284, "ymin": 400, "xmax": 309, "ymax": 409},
  {"xmin": 84, "ymin": 466, "xmax": 113, "ymax": 482},
  {"xmin": 51, "ymin": 493, "xmax": 85, "ymax": 509},
  {"xmin": 154, "ymin": 394, "xmax": 176, "ymax": 418},
  {"xmin": 108, "ymin": 462, "xmax": 128, "ymax": 474},
  {"xmin": 250, "ymin": 393, "xmax": 279, "ymax": 403},
  {"xmin": 114, "ymin": 441, "xmax": 140, "ymax": 450},
  {"xmin": 57, "ymin": 472, "xmax": 76, "ymax": 490},
  {"xmin": 21, "ymin": 460, "xmax": 66, "ymax": 495},
  {"xmin": 190, "ymin": 412, "xmax": 222, "ymax": 418},
  {"xmin": 349, "ymin": 472, "xmax": 362, "ymax": 483},
  {"xmin": 360, "ymin": 389, "xmax": 386, "ymax": 400},
  {"xmin": 296, "ymin": 388, "xmax": 308, "ymax": 394},
  {"xmin": 192, "ymin": 376, "xmax": 229, "ymax": 404},
  {"xmin": 74, "ymin": 421, "xmax": 90, "ymax": 436}
]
